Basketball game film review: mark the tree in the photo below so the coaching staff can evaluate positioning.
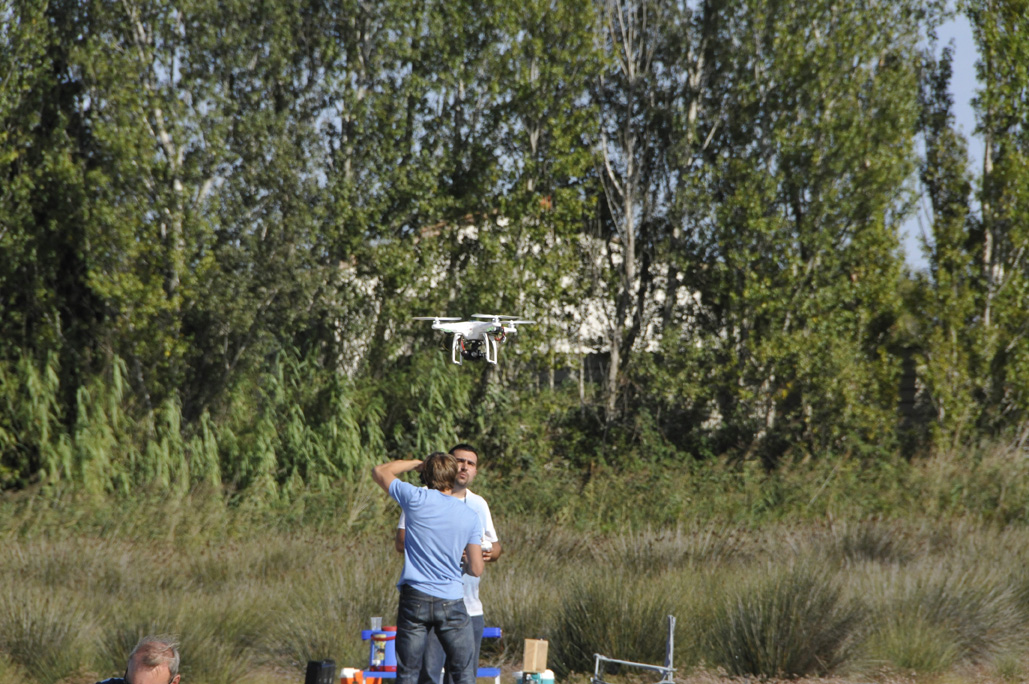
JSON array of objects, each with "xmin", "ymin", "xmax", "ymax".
[
  {"xmin": 967, "ymin": 0, "xmax": 1029, "ymax": 431},
  {"xmin": 915, "ymin": 42, "xmax": 978, "ymax": 448},
  {"xmin": 692, "ymin": 0, "xmax": 926, "ymax": 463},
  {"xmin": 0, "ymin": 0, "xmax": 100, "ymax": 394},
  {"xmin": 482, "ymin": 0, "xmax": 603, "ymax": 389},
  {"xmin": 589, "ymin": 0, "xmax": 677, "ymax": 421},
  {"xmin": 71, "ymin": 0, "xmax": 353, "ymax": 420}
]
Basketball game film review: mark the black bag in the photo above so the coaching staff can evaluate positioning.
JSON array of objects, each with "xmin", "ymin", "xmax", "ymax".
[{"xmin": 305, "ymin": 659, "xmax": 336, "ymax": 684}]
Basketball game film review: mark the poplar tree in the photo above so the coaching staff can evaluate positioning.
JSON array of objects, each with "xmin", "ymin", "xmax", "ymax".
[
  {"xmin": 590, "ymin": 0, "xmax": 677, "ymax": 421},
  {"xmin": 967, "ymin": 0, "xmax": 1029, "ymax": 430},
  {"xmin": 0, "ymin": 0, "xmax": 98, "ymax": 392},
  {"xmin": 486, "ymin": 0, "xmax": 603, "ymax": 388},
  {"xmin": 916, "ymin": 43, "xmax": 978, "ymax": 447}
]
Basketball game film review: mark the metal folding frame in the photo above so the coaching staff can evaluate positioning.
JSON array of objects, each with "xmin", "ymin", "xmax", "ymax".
[{"xmin": 591, "ymin": 615, "xmax": 675, "ymax": 684}]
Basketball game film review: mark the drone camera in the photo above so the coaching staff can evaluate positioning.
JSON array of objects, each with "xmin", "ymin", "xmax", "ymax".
[{"xmin": 460, "ymin": 339, "xmax": 485, "ymax": 361}]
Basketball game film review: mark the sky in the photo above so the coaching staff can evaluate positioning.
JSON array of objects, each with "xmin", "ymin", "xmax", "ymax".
[{"xmin": 902, "ymin": 13, "xmax": 982, "ymax": 272}]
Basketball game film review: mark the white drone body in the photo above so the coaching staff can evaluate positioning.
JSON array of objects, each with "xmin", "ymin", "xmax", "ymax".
[{"xmin": 413, "ymin": 314, "xmax": 534, "ymax": 365}]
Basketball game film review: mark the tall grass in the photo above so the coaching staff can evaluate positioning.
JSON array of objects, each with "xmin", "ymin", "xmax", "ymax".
[
  {"xmin": 4, "ymin": 439, "xmax": 1029, "ymax": 683},
  {"xmin": 3, "ymin": 508, "xmax": 1029, "ymax": 683},
  {"xmin": 8, "ymin": 349, "xmax": 1029, "ymax": 530},
  {"xmin": 0, "ymin": 352, "xmax": 386, "ymax": 498}
]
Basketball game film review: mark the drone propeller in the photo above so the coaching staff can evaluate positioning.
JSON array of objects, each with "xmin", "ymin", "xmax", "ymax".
[
  {"xmin": 505, "ymin": 320, "xmax": 535, "ymax": 325},
  {"xmin": 471, "ymin": 313, "xmax": 520, "ymax": 320},
  {"xmin": 412, "ymin": 316, "xmax": 463, "ymax": 321}
]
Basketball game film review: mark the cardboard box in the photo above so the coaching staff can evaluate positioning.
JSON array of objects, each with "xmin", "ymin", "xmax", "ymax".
[{"xmin": 523, "ymin": 639, "xmax": 548, "ymax": 673}]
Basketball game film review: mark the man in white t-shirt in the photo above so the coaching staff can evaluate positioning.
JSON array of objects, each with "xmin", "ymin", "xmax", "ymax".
[{"xmin": 395, "ymin": 444, "xmax": 502, "ymax": 684}]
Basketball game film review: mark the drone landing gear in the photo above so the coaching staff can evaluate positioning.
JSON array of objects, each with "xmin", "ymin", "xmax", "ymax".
[{"xmin": 451, "ymin": 333, "xmax": 499, "ymax": 365}]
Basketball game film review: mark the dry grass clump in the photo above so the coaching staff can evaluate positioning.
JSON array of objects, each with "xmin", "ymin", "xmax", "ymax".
[
  {"xmin": 821, "ymin": 519, "xmax": 919, "ymax": 565},
  {"xmin": 854, "ymin": 558, "xmax": 1027, "ymax": 674},
  {"xmin": 698, "ymin": 561, "xmax": 864, "ymax": 678},
  {"xmin": 0, "ymin": 585, "xmax": 95, "ymax": 683},
  {"xmin": 548, "ymin": 567, "xmax": 678, "ymax": 676},
  {"xmin": 587, "ymin": 524, "xmax": 750, "ymax": 572}
]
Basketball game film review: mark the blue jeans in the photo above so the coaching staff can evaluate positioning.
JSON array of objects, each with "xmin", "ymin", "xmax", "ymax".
[
  {"xmin": 420, "ymin": 614, "xmax": 484, "ymax": 684},
  {"xmin": 396, "ymin": 586, "xmax": 476, "ymax": 684}
]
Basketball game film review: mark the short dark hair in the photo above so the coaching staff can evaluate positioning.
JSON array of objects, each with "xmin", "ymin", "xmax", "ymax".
[
  {"xmin": 421, "ymin": 451, "xmax": 459, "ymax": 491},
  {"xmin": 449, "ymin": 443, "xmax": 479, "ymax": 459}
]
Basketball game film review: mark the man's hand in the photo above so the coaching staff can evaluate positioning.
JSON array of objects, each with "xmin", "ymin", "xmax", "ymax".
[{"xmin": 482, "ymin": 541, "xmax": 503, "ymax": 562}]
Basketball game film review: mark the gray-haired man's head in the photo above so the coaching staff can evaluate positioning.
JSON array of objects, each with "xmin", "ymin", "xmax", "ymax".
[{"xmin": 126, "ymin": 635, "xmax": 180, "ymax": 684}]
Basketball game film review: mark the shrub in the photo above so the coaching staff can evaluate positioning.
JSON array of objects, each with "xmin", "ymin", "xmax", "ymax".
[
  {"xmin": 860, "ymin": 561, "xmax": 1026, "ymax": 669},
  {"xmin": 860, "ymin": 614, "xmax": 959, "ymax": 674},
  {"xmin": 701, "ymin": 562, "xmax": 863, "ymax": 678},
  {"xmin": 826, "ymin": 519, "xmax": 916, "ymax": 566},
  {"xmin": 549, "ymin": 568, "xmax": 676, "ymax": 678},
  {"xmin": 0, "ymin": 586, "xmax": 95, "ymax": 684}
]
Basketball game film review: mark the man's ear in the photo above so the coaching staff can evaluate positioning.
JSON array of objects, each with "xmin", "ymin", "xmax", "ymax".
[{"xmin": 171, "ymin": 676, "xmax": 181, "ymax": 684}]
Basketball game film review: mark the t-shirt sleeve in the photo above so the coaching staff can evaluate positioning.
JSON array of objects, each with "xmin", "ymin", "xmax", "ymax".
[
  {"xmin": 389, "ymin": 478, "xmax": 413, "ymax": 507},
  {"xmin": 480, "ymin": 499, "xmax": 498, "ymax": 544}
]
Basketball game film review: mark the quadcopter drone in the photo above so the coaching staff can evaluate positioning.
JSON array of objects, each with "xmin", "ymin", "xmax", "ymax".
[{"xmin": 413, "ymin": 314, "xmax": 534, "ymax": 365}]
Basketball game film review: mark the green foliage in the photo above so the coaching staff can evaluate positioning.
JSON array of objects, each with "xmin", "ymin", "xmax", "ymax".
[
  {"xmin": 384, "ymin": 354, "xmax": 472, "ymax": 456},
  {"xmin": 2, "ymin": 0, "xmax": 1029, "ymax": 508},
  {"xmin": 0, "ymin": 347, "xmax": 391, "ymax": 500},
  {"xmin": 917, "ymin": 443, "xmax": 1029, "ymax": 524},
  {"xmin": 683, "ymin": 0, "xmax": 924, "ymax": 466},
  {"xmin": 914, "ymin": 37, "xmax": 981, "ymax": 452},
  {"xmin": 0, "ymin": 355, "xmax": 70, "ymax": 488},
  {"xmin": 963, "ymin": 0, "xmax": 1029, "ymax": 432}
]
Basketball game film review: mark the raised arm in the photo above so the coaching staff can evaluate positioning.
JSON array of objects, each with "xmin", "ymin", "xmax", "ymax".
[{"xmin": 371, "ymin": 459, "xmax": 423, "ymax": 493}]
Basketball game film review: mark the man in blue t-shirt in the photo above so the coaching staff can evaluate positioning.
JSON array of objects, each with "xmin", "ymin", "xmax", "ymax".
[
  {"xmin": 395, "ymin": 444, "xmax": 501, "ymax": 684},
  {"xmin": 372, "ymin": 453, "xmax": 484, "ymax": 684}
]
